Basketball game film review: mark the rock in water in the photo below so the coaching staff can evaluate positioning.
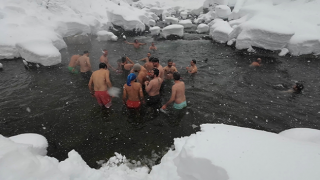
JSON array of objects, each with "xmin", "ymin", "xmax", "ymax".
[
  {"xmin": 123, "ymin": 35, "xmax": 126, "ymax": 40},
  {"xmin": 22, "ymin": 59, "xmax": 28, "ymax": 66},
  {"xmin": 0, "ymin": 63, "xmax": 3, "ymax": 69}
]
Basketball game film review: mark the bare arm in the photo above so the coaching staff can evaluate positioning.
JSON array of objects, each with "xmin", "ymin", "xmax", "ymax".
[
  {"xmin": 105, "ymin": 70, "xmax": 112, "ymax": 88},
  {"xmin": 139, "ymin": 84, "xmax": 144, "ymax": 103},
  {"xmin": 125, "ymin": 41, "xmax": 134, "ymax": 45},
  {"xmin": 126, "ymin": 57, "xmax": 134, "ymax": 64},
  {"xmin": 144, "ymin": 81, "xmax": 152, "ymax": 93},
  {"xmin": 173, "ymin": 67, "xmax": 178, "ymax": 72},
  {"xmin": 139, "ymin": 57, "xmax": 148, "ymax": 61},
  {"xmin": 189, "ymin": 67, "xmax": 197, "ymax": 74},
  {"xmin": 122, "ymin": 86, "xmax": 127, "ymax": 104},
  {"xmin": 86, "ymin": 58, "xmax": 92, "ymax": 71},
  {"xmin": 162, "ymin": 86, "xmax": 177, "ymax": 109}
]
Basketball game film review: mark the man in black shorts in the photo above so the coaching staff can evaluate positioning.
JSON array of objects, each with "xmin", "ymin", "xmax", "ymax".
[{"xmin": 144, "ymin": 68, "xmax": 163, "ymax": 107}]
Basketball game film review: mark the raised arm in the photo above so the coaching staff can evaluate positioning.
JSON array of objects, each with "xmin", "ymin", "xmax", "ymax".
[{"xmin": 126, "ymin": 57, "xmax": 134, "ymax": 64}]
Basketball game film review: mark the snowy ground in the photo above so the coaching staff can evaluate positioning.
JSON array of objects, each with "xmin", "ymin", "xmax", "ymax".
[{"xmin": 1, "ymin": 124, "xmax": 320, "ymax": 180}]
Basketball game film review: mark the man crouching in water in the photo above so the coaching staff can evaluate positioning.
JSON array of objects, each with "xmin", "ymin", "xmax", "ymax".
[
  {"xmin": 144, "ymin": 68, "xmax": 163, "ymax": 107},
  {"xmin": 123, "ymin": 73, "xmax": 144, "ymax": 109},
  {"xmin": 161, "ymin": 72, "xmax": 187, "ymax": 110},
  {"xmin": 284, "ymin": 83, "xmax": 304, "ymax": 93},
  {"xmin": 88, "ymin": 63, "xmax": 113, "ymax": 109}
]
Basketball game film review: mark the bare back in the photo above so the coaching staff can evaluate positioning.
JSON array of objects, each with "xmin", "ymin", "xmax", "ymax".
[
  {"xmin": 123, "ymin": 82, "xmax": 143, "ymax": 101},
  {"xmin": 90, "ymin": 69, "xmax": 111, "ymax": 91},
  {"xmin": 68, "ymin": 55, "xmax": 80, "ymax": 67},
  {"xmin": 144, "ymin": 62, "xmax": 154, "ymax": 72},
  {"xmin": 78, "ymin": 55, "xmax": 91, "ymax": 72},
  {"xmin": 172, "ymin": 81, "xmax": 186, "ymax": 104}
]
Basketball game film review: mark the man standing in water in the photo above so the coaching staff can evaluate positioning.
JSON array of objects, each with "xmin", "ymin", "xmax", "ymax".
[
  {"xmin": 250, "ymin": 58, "xmax": 262, "ymax": 67},
  {"xmin": 88, "ymin": 63, "xmax": 113, "ymax": 109},
  {"xmin": 139, "ymin": 52, "xmax": 151, "ymax": 62},
  {"xmin": 77, "ymin": 51, "xmax": 92, "ymax": 80},
  {"xmin": 144, "ymin": 68, "xmax": 163, "ymax": 107},
  {"xmin": 151, "ymin": 58, "xmax": 164, "ymax": 80},
  {"xmin": 68, "ymin": 54, "xmax": 80, "ymax": 73},
  {"xmin": 186, "ymin": 59, "xmax": 197, "ymax": 74},
  {"xmin": 164, "ymin": 59, "xmax": 178, "ymax": 80},
  {"xmin": 149, "ymin": 42, "xmax": 157, "ymax": 50},
  {"xmin": 100, "ymin": 49, "xmax": 116, "ymax": 71},
  {"xmin": 125, "ymin": 39, "xmax": 146, "ymax": 48},
  {"xmin": 161, "ymin": 72, "xmax": 187, "ymax": 110},
  {"xmin": 132, "ymin": 63, "xmax": 148, "ymax": 85},
  {"xmin": 123, "ymin": 73, "xmax": 144, "ymax": 109}
]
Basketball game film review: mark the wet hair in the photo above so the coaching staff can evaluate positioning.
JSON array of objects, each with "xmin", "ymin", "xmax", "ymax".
[
  {"xmin": 134, "ymin": 39, "xmax": 138, "ymax": 43},
  {"xmin": 173, "ymin": 72, "xmax": 180, "ymax": 80},
  {"xmin": 295, "ymin": 83, "xmax": 304, "ymax": 92},
  {"xmin": 168, "ymin": 59, "xmax": 173, "ymax": 63},
  {"xmin": 99, "ymin": 63, "xmax": 107, "ymax": 69},
  {"xmin": 192, "ymin": 59, "xmax": 196, "ymax": 64},
  {"xmin": 151, "ymin": 58, "xmax": 159, "ymax": 63},
  {"xmin": 153, "ymin": 68, "xmax": 159, "ymax": 77},
  {"xmin": 121, "ymin": 57, "xmax": 126, "ymax": 63},
  {"xmin": 149, "ymin": 56, "xmax": 155, "ymax": 61},
  {"xmin": 256, "ymin": 58, "xmax": 262, "ymax": 62},
  {"xmin": 84, "ymin": 50, "xmax": 89, "ymax": 54}
]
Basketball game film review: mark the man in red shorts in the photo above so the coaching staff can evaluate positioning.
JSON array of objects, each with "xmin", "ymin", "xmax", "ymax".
[
  {"xmin": 122, "ymin": 73, "xmax": 144, "ymax": 109},
  {"xmin": 88, "ymin": 63, "xmax": 113, "ymax": 108}
]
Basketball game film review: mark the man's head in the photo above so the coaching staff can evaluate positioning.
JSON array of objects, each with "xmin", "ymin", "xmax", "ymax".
[
  {"xmin": 173, "ymin": 72, "xmax": 180, "ymax": 81},
  {"xmin": 133, "ymin": 63, "xmax": 141, "ymax": 72},
  {"xmin": 84, "ymin": 50, "xmax": 89, "ymax": 56},
  {"xmin": 127, "ymin": 73, "xmax": 136, "ymax": 86},
  {"xmin": 152, "ymin": 68, "xmax": 159, "ymax": 77},
  {"xmin": 151, "ymin": 58, "xmax": 159, "ymax": 67},
  {"xmin": 151, "ymin": 42, "xmax": 155, "ymax": 46},
  {"xmin": 191, "ymin": 59, "xmax": 196, "ymax": 66},
  {"xmin": 147, "ymin": 53, "xmax": 151, "ymax": 57},
  {"xmin": 134, "ymin": 39, "xmax": 138, "ymax": 43},
  {"xmin": 293, "ymin": 83, "xmax": 304, "ymax": 93},
  {"xmin": 121, "ymin": 56, "xmax": 126, "ymax": 63},
  {"xmin": 99, "ymin": 63, "xmax": 107, "ymax": 69},
  {"xmin": 257, "ymin": 58, "xmax": 262, "ymax": 64},
  {"xmin": 168, "ymin": 59, "xmax": 173, "ymax": 67},
  {"xmin": 103, "ymin": 49, "xmax": 108, "ymax": 56}
]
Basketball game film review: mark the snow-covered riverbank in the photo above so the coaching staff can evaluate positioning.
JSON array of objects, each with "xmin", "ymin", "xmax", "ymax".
[{"xmin": 1, "ymin": 124, "xmax": 320, "ymax": 180}]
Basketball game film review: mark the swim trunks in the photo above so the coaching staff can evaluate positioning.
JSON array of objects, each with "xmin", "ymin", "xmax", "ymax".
[
  {"xmin": 94, "ymin": 91, "xmax": 112, "ymax": 108},
  {"xmin": 146, "ymin": 94, "xmax": 161, "ymax": 106},
  {"xmin": 68, "ymin": 66, "xmax": 79, "ymax": 74},
  {"xmin": 173, "ymin": 101, "xmax": 187, "ymax": 110},
  {"xmin": 126, "ymin": 100, "xmax": 141, "ymax": 109},
  {"xmin": 81, "ymin": 71, "xmax": 92, "ymax": 80}
]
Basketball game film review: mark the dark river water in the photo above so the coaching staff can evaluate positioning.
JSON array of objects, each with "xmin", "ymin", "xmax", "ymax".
[{"xmin": 1, "ymin": 34, "xmax": 320, "ymax": 168}]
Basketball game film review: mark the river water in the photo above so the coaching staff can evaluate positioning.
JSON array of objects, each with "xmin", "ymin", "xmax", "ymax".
[{"xmin": 1, "ymin": 34, "xmax": 320, "ymax": 168}]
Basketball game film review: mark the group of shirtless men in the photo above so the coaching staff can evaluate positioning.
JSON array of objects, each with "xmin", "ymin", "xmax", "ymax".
[{"xmin": 67, "ymin": 40, "xmax": 198, "ymax": 111}]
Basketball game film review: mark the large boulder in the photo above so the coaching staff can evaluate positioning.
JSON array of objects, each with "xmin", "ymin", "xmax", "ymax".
[
  {"xmin": 150, "ymin": 26, "xmax": 161, "ymax": 36},
  {"xmin": 96, "ymin": 31, "xmax": 118, "ymax": 41},
  {"xmin": 197, "ymin": 24, "xmax": 210, "ymax": 34},
  {"xmin": 162, "ymin": 24, "xmax": 184, "ymax": 39},
  {"xmin": 179, "ymin": 19, "xmax": 193, "ymax": 28}
]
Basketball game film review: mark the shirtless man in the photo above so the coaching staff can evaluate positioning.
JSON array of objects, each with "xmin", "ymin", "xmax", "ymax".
[
  {"xmin": 122, "ymin": 73, "xmax": 144, "ymax": 109},
  {"xmin": 161, "ymin": 72, "xmax": 187, "ymax": 110},
  {"xmin": 186, "ymin": 59, "xmax": 197, "ymax": 74},
  {"xmin": 149, "ymin": 42, "xmax": 157, "ymax": 51},
  {"xmin": 100, "ymin": 49, "xmax": 116, "ymax": 71},
  {"xmin": 144, "ymin": 68, "xmax": 163, "ymax": 107},
  {"xmin": 123, "ymin": 56, "xmax": 135, "ymax": 71},
  {"xmin": 88, "ymin": 63, "xmax": 113, "ymax": 108},
  {"xmin": 68, "ymin": 54, "xmax": 80, "ymax": 73},
  {"xmin": 77, "ymin": 51, "xmax": 92, "ymax": 79},
  {"xmin": 284, "ymin": 83, "xmax": 304, "ymax": 93},
  {"xmin": 151, "ymin": 58, "xmax": 164, "ymax": 80},
  {"xmin": 144, "ymin": 56, "xmax": 154, "ymax": 74},
  {"xmin": 132, "ymin": 63, "xmax": 148, "ymax": 85},
  {"xmin": 139, "ymin": 53, "xmax": 151, "ymax": 62},
  {"xmin": 250, "ymin": 58, "xmax": 262, "ymax": 67},
  {"xmin": 125, "ymin": 39, "xmax": 146, "ymax": 48},
  {"xmin": 164, "ymin": 59, "xmax": 178, "ymax": 80}
]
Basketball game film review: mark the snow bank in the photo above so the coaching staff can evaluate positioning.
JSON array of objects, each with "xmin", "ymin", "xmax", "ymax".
[
  {"xmin": 196, "ymin": 24, "xmax": 210, "ymax": 34},
  {"xmin": 215, "ymin": 5, "xmax": 231, "ymax": 19},
  {"xmin": 16, "ymin": 40, "xmax": 61, "ymax": 66},
  {"xmin": 162, "ymin": 25, "xmax": 184, "ymax": 39},
  {"xmin": 279, "ymin": 128, "xmax": 320, "ymax": 145},
  {"xmin": 164, "ymin": 17, "xmax": 179, "ymax": 25},
  {"xmin": 210, "ymin": 20, "xmax": 233, "ymax": 43},
  {"xmin": 9, "ymin": 133, "xmax": 48, "ymax": 156},
  {"xmin": 194, "ymin": 11, "xmax": 216, "ymax": 24},
  {"xmin": 149, "ymin": 124, "xmax": 320, "ymax": 180},
  {"xmin": 178, "ymin": 20, "xmax": 193, "ymax": 28},
  {"xmin": 150, "ymin": 26, "xmax": 161, "ymax": 36},
  {"xmin": 97, "ymin": 31, "xmax": 118, "ymax": 42}
]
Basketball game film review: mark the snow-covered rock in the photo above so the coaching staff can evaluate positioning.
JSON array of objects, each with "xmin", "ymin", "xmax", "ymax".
[
  {"xmin": 162, "ymin": 24, "xmax": 184, "ymax": 39},
  {"xmin": 180, "ymin": 11, "xmax": 188, "ymax": 20},
  {"xmin": 178, "ymin": 19, "xmax": 193, "ymax": 28},
  {"xmin": 196, "ymin": 24, "xmax": 209, "ymax": 33},
  {"xmin": 149, "ymin": 124, "xmax": 320, "ymax": 180},
  {"xmin": 194, "ymin": 11, "xmax": 216, "ymax": 24},
  {"xmin": 55, "ymin": 19, "xmax": 91, "ymax": 37},
  {"xmin": 96, "ymin": 31, "xmax": 118, "ymax": 42},
  {"xmin": 16, "ymin": 40, "xmax": 61, "ymax": 66},
  {"xmin": 0, "ymin": 63, "xmax": 3, "ymax": 69},
  {"xmin": 9, "ymin": 133, "xmax": 48, "ymax": 156},
  {"xmin": 279, "ymin": 128, "xmax": 320, "ymax": 145},
  {"xmin": 278, "ymin": 48, "xmax": 289, "ymax": 56},
  {"xmin": 81, "ymin": 15, "xmax": 101, "ymax": 34},
  {"xmin": 215, "ymin": 5, "xmax": 231, "ymax": 19},
  {"xmin": 164, "ymin": 17, "xmax": 179, "ymax": 25},
  {"xmin": 149, "ymin": 19, "xmax": 156, "ymax": 27},
  {"xmin": 287, "ymin": 36, "xmax": 320, "ymax": 56},
  {"xmin": 150, "ymin": 26, "xmax": 161, "ymax": 36},
  {"xmin": 211, "ymin": 24, "xmax": 233, "ymax": 43},
  {"xmin": 149, "ymin": 7, "xmax": 164, "ymax": 16}
]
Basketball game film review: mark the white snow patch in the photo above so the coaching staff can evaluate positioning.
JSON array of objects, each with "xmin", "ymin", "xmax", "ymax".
[
  {"xmin": 162, "ymin": 24, "xmax": 184, "ymax": 38},
  {"xmin": 150, "ymin": 26, "xmax": 161, "ymax": 36},
  {"xmin": 178, "ymin": 19, "xmax": 193, "ymax": 28},
  {"xmin": 164, "ymin": 17, "xmax": 179, "ymax": 25},
  {"xmin": 197, "ymin": 24, "xmax": 210, "ymax": 34},
  {"xmin": 96, "ymin": 31, "xmax": 118, "ymax": 42},
  {"xmin": 279, "ymin": 128, "xmax": 320, "ymax": 145},
  {"xmin": 9, "ymin": 133, "xmax": 48, "ymax": 156},
  {"xmin": 279, "ymin": 48, "xmax": 289, "ymax": 56},
  {"xmin": 215, "ymin": 5, "xmax": 231, "ymax": 19}
]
